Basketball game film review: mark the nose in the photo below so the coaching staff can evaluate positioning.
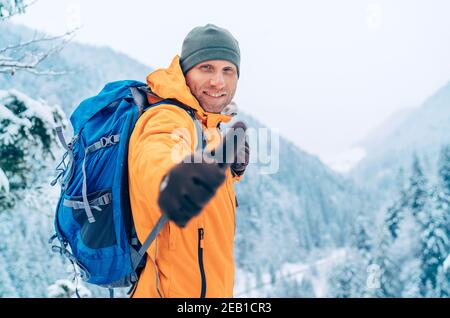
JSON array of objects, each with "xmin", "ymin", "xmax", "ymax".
[{"xmin": 210, "ymin": 72, "xmax": 225, "ymax": 89}]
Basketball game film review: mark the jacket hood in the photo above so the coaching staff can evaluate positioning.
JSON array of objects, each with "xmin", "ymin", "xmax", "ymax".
[{"xmin": 146, "ymin": 55, "xmax": 235, "ymax": 128}]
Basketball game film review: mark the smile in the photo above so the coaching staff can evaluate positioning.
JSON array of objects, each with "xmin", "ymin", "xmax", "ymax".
[{"xmin": 203, "ymin": 91, "xmax": 227, "ymax": 98}]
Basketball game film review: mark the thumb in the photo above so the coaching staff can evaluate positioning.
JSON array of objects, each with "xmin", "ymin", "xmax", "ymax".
[{"xmin": 215, "ymin": 121, "xmax": 247, "ymax": 169}]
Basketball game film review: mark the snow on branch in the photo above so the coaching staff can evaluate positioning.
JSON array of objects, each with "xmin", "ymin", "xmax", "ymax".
[
  {"xmin": 1, "ymin": 0, "xmax": 79, "ymax": 76},
  {"xmin": 0, "ymin": 28, "xmax": 79, "ymax": 76},
  {"xmin": 0, "ymin": 0, "xmax": 36, "ymax": 21}
]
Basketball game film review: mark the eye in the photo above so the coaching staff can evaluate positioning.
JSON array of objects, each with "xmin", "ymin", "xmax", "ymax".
[
  {"xmin": 224, "ymin": 67, "xmax": 236, "ymax": 74},
  {"xmin": 200, "ymin": 64, "xmax": 212, "ymax": 71}
]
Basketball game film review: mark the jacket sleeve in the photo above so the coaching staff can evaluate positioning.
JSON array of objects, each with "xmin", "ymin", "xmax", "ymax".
[{"xmin": 128, "ymin": 104, "xmax": 195, "ymax": 244}]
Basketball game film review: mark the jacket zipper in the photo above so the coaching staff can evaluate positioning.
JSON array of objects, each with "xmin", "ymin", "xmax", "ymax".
[{"xmin": 198, "ymin": 228, "xmax": 206, "ymax": 298}]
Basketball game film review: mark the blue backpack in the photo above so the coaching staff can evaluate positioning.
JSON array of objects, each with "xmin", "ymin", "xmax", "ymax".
[{"xmin": 49, "ymin": 80, "xmax": 205, "ymax": 297}]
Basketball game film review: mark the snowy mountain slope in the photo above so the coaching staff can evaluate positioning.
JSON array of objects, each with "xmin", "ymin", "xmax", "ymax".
[
  {"xmin": 325, "ymin": 107, "xmax": 416, "ymax": 174},
  {"xmin": 350, "ymin": 80, "xmax": 450, "ymax": 200},
  {"xmin": 358, "ymin": 106, "xmax": 417, "ymax": 154}
]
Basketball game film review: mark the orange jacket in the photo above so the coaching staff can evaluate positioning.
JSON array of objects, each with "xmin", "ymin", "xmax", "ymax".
[{"xmin": 128, "ymin": 55, "xmax": 241, "ymax": 298}]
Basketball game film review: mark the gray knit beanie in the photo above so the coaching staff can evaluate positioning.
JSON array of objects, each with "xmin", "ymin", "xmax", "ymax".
[{"xmin": 180, "ymin": 24, "xmax": 240, "ymax": 77}]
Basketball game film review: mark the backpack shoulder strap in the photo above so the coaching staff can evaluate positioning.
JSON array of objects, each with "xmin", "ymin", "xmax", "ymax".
[
  {"xmin": 130, "ymin": 86, "xmax": 206, "ymax": 151},
  {"xmin": 131, "ymin": 214, "xmax": 170, "ymax": 271},
  {"xmin": 130, "ymin": 86, "xmax": 150, "ymax": 115}
]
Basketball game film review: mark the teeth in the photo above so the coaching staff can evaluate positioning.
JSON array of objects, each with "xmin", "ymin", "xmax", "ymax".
[{"xmin": 205, "ymin": 92, "xmax": 225, "ymax": 98}]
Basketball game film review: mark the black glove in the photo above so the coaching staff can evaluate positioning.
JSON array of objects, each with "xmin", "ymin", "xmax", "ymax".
[
  {"xmin": 158, "ymin": 122, "xmax": 247, "ymax": 228},
  {"xmin": 231, "ymin": 139, "xmax": 250, "ymax": 177}
]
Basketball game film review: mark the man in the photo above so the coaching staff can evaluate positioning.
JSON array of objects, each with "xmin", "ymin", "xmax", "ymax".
[{"xmin": 128, "ymin": 24, "xmax": 249, "ymax": 298}]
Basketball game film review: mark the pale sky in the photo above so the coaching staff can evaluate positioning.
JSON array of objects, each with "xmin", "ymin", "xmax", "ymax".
[{"xmin": 11, "ymin": 0, "xmax": 450, "ymax": 163}]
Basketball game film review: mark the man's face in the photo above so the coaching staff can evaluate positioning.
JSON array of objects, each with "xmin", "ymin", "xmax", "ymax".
[{"xmin": 185, "ymin": 60, "xmax": 238, "ymax": 114}]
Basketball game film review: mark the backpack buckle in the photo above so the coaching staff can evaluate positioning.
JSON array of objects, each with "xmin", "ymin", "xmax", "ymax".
[{"xmin": 100, "ymin": 136, "xmax": 115, "ymax": 147}]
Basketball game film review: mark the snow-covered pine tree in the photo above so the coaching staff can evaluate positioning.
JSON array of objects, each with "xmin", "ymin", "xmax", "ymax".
[
  {"xmin": 418, "ymin": 145, "xmax": 450, "ymax": 296},
  {"xmin": 363, "ymin": 168, "xmax": 410, "ymax": 297},
  {"xmin": 327, "ymin": 210, "xmax": 375, "ymax": 298},
  {"xmin": 364, "ymin": 152, "xmax": 434, "ymax": 298},
  {"xmin": 0, "ymin": 0, "xmax": 25, "ymax": 18},
  {"xmin": 327, "ymin": 249, "xmax": 367, "ymax": 298},
  {"xmin": 367, "ymin": 228, "xmax": 403, "ymax": 298},
  {"xmin": 418, "ymin": 191, "xmax": 446, "ymax": 296},
  {"xmin": 385, "ymin": 204, "xmax": 402, "ymax": 240},
  {"xmin": 385, "ymin": 168, "xmax": 407, "ymax": 240},
  {"xmin": 327, "ymin": 178, "xmax": 407, "ymax": 298},
  {"xmin": 368, "ymin": 167, "xmax": 414, "ymax": 297},
  {"xmin": 408, "ymin": 154, "xmax": 428, "ymax": 221},
  {"xmin": 47, "ymin": 279, "xmax": 91, "ymax": 298},
  {"xmin": 0, "ymin": 89, "xmax": 66, "ymax": 190},
  {"xmin": 0, "ymin": 253, "xmax": 18, "ymax": 297},
  {"xmin": 271, "ymin": 274, "xmax": 315, "ymax": 298},
  {"xmin": 351, "ymin": 211, "xmax": 372, "ymax": 261},
  {"xmin": 436, "ymin": 253, "xmax": 450, "ymax": 297},
  {"xmin": 0, "ymin": 88, "xmax": 69, "ymax": 297},
  {"xmin": 0, "ymin": 165, "xmax": 13, "ymax": 209},
  {"xmin": 400, "ymin": 153, "xmax": 431, "ymax": 297},
  {"xmin": 437, "ymin": 145, "xmax": 450, "ymax": 297},
  {"xmin": 436, "ymin": 145, "xmax": 450, "ymax": 239}
]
